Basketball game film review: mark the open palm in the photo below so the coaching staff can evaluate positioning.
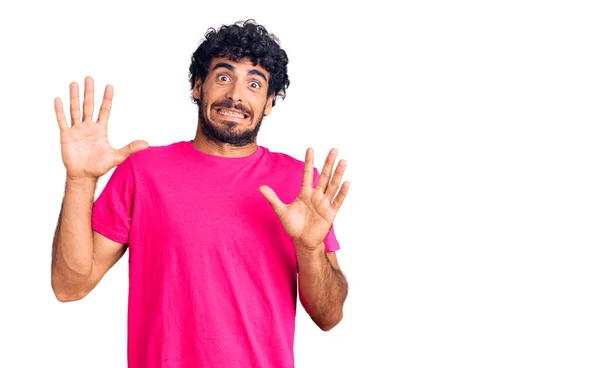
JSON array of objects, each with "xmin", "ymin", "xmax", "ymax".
[
  {"xmin": 55, "ymin": 76, "xmax": 148, "ymax": 180},
  {"xmin": 259, "ymin": 148, "xmax": 350, "ymax": 251}
]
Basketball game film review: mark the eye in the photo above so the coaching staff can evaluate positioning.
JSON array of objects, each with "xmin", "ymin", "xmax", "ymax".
[
  {"xmin": 249, "ymin": 81, "xmax": 261, "ymax": 89},
  {"xmin": 217, "ymin": 74, "xmax": 231, "ymax": 82}
]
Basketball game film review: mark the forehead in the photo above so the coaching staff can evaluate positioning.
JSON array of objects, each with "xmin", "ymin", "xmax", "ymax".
[{"xmin": 208, "ymin": 57, "xmax": 270, "ymax": 78}]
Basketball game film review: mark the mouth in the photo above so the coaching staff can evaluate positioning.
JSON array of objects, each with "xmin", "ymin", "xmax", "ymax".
[{"xmin": 214, "ymin": 108, "xmax": 250, "ymax": 120}]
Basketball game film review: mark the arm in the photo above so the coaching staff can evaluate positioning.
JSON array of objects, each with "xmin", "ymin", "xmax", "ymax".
[
  {"xmin": 259, "ymin": 147, "xmax": 351, "ymax": 331},
  {"xmin": 51, "ymin": 178, "xmax": 127, "ymax": 302},
  {"xmin": 51, "ymin": 76, "xmax": 147, "ymax": 301},
  {"xmin": 296, "ymin": 245, "xmax": 348, "ymax": 331}
]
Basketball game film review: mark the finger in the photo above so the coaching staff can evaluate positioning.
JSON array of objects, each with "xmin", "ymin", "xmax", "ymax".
[
  {"xmin": 331, "ymin": 181, "xmax": 351, "ymax": 212},
  {"xmin": 301, "ymin": 147, "xmax": 315, "ymax": 188},
  {"xmin": 69, "ymin": 82, "xmax": 81, "ymax": 126},
  {"xmin": 54, "ymin": 98, "xmax": 68, "ymax": 131},
  {"xmin": 325, "ymin": 159, "xmax": 347, "ymax": 201},
  {"xmin": 258, "ymin": 185, "xmax": 286, "ymax": 217},
  {"xmin": 114, "ymin": 140, "xmax": 149, "ymax": 165},
  {"xmin": 316, "ymin": 148, "xmax": 338, "ymax": 193},
  {"xmin": 82, "ymin": 76, "xmax": 94, "ymax": 122},
  {"xmin": 97, "ymin": 84, "xmax": 114, "ymax": 124}
]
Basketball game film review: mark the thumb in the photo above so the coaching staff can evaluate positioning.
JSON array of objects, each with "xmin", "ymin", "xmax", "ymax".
[
  {"xmin": 115, "ymin": 140, "xmax": 149, "ymax": 164},
  {"xmin": 258, "ymin": 185, "xmax": 286, "ymax": 216}
]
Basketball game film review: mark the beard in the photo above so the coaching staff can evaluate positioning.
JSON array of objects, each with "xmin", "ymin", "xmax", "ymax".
[{"xmin": 198, "ymin": 96, "xmax": 266, "ymax": 147}]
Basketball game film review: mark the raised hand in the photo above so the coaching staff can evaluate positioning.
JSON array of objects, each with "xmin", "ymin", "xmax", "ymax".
[
  {"xmin": 259, "ymin": 148, "xmax": 351, "ymax": 252},
  {"xmin": 54, "ymin": 76, "xmax": 148, "ymax": 181}
]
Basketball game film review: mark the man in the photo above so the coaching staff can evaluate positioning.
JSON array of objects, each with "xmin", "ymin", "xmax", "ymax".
[{"xmin": 51, "ymin": 20, "xmax": 350, "ymax": 368}]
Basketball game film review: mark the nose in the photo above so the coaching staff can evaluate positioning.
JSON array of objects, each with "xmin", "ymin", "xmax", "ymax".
[{"xmin": 226, "ymin": 80, "xmax": 244, "ymax": 102}]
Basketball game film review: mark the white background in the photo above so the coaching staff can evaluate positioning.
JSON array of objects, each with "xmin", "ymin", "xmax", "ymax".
[{"xmin": 1, "ymin": 0, "xmax": 599, "ymax": 367}]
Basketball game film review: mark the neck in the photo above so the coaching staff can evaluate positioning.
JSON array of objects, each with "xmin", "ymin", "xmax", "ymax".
[{"xmin": 192, "ymin": 126, "xmax": 258, "ymax": 158}]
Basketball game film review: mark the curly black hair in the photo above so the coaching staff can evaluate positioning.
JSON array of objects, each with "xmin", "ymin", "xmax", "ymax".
[{"xmin": 188, "ymin": 19, "xmax": 290, "ymax": 107}]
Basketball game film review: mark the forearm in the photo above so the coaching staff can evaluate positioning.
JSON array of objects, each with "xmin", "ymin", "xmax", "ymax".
[
  {"xmin": 51, "ymin": 177, "xmax": 97, "ymax": 299},
  {"xmin": 296, "ymin": 241, "xmax": 348, "ymax": 331}
]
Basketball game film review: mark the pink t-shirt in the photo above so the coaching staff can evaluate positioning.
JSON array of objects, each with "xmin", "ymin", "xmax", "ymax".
[{"xmin": 91, "ymin": 140, "xmax": 340, "ymax": 368}]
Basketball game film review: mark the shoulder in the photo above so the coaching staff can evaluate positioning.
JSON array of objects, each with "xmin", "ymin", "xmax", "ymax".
[
  {"xmin": 261, "ymin": 146, "xmax": 305, "ymax": 172},
  {"xmin": 126, "ymin": 140, "xmax": 187, "ymax": 169},
  {"xmin": 261, "ymin": 147, "xmax": 323, "ymax": 185}
]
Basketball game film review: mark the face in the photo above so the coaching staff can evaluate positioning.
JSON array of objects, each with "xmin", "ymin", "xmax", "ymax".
[{"xmin": 193, "ymin": 57, "xmax": 275, "ymax": 146}]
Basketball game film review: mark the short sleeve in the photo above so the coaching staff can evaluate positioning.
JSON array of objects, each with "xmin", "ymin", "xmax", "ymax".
[
  {"xmin": 313, "ymin": 167, "xmax": 341, "ymax": 253},
  {"xmin": 91, "ymin": 158, "xmax": 135, "ymax": 244}
]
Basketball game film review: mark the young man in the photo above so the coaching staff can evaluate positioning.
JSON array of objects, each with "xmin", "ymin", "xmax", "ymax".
[{"xmin": 51, "ymin": 20, "xmax": 350, "ymax": 367}]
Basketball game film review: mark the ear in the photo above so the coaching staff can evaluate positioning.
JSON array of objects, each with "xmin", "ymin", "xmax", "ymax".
[
  {"xmin": 192, "ymin": 77, "xmax": 202, "ymax": 100},
  {"xmin": 263, "ymin": 93, "xmax": 276, "ymax": 115}
]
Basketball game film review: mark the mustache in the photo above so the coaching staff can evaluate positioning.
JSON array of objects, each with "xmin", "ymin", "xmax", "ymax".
[{"xmin": 212, "ymin": 100, "xmax": 252, "ymax": 118}]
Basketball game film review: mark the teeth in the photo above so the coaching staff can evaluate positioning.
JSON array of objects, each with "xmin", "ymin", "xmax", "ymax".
[{"xmin": 218, "ymin": 109, "xmax": 245, "ymax": 118}]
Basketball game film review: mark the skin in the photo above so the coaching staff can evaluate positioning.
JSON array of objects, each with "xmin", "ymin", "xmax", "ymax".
[
  {"xmin": 193, "ymin": 57, "xmax": 273, "ymax": 149},
  {"xmin": 51, "ymin": 57, "xmax": 350, "ymax": 331},
  {"xmin": 191, "ymin": 57, "xmax": 274, "ymax": 156},
  {"xmin": 51, "ymin": 77, "xmax": 148, "ymax": 301},
  {"xmin": 260, "ymin": 147, "xmax": 351, "ymax": 330}
]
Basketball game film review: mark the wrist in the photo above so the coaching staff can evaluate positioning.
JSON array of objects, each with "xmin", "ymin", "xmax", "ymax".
[
  {"xmin": 66, "ymin": 176, "xmax": 98, "ymax": 191},
  {"xmin": 294, "ymin": 240, "xmax": 325, "ymax": 258}
]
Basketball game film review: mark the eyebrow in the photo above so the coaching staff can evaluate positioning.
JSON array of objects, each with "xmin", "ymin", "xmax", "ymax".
[
  {"xmin": 212, "ymin": 62, "xmax": 267, "ymax": 82},
  {"xmin": 247, "ymin": 69, "xmax": 267, "ymax": 82}
]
